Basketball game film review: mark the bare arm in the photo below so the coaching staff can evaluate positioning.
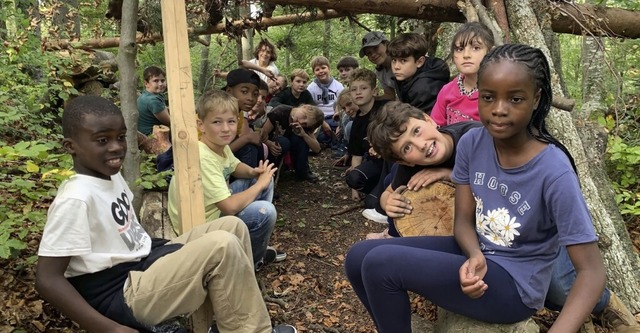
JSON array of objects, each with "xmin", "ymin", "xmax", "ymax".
[
  {"xmin": 154, "ymin": 108, "xmax": 171, "ymax": 126},
  {"xmin": 549, "ymin": 243, "xmax": 605, "ymax": 333},
  {"xmin": 454, "ymin": 184, "xmax": 488, "ymax": 299},
  {"xmin": 36, "ymin": 256, "xmax": 138, "ymax": 333},
  {"xmin": 240, "ymin": 60, "xmax": 275, "ymax": 81},
  {"xmin": 216, "ymin": 161, "xmax": 277, "ymax": 215}
]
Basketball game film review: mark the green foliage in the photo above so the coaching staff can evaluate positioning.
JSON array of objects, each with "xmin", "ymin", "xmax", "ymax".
[
  {"xmin": 0, "ymin": 141, "xmax": 72, "ymax": 259},
  {"xmin": 137, "ymin": 153, "xmax": 172, "ymax": 190}
]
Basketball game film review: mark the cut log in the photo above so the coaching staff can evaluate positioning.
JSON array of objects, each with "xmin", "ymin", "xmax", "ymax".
[{"xmin": 435, "ymin": 308, "xmax": 539, "ymax": 333}]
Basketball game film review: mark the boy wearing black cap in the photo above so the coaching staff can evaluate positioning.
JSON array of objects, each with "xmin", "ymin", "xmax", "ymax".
[
  {"xmin": 224, "ymin": 68, "xmax": 265, "ymax": 168},
  {"xmin": 359, "ymin": 31, "xmax": 396, "ymax": 101}
]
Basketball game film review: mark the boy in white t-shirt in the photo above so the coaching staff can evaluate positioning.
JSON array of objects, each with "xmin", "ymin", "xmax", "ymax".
[{"xmin": 36, "ymin": 96, "xmax": 296, "ymax": 333}]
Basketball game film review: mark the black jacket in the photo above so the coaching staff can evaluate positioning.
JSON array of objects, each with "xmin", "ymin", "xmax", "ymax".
[{"xmin": 392, "ymin": 57, "xmax": 450, "ymax": 114}]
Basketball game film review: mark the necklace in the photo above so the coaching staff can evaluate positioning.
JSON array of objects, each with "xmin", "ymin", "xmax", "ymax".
[{"xmin": 457, "ymin": 74, "xmax": 477, "ymax": 97}]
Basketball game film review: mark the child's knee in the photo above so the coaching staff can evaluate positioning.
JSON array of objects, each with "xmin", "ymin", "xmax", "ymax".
[{"xmin": 345, "ymin": 169, "xmax": 366, "ymax": 189}]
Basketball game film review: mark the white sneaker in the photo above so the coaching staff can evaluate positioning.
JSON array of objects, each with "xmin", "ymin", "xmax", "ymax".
[{"xmin": 362, "ymin": 208, "xmax": 388, "ymax": 224}]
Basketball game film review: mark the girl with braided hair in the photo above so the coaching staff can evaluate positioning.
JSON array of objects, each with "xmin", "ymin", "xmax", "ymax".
[{"xmin": 344, "ymin": 44, "xmax": 609, "ymax": 332}]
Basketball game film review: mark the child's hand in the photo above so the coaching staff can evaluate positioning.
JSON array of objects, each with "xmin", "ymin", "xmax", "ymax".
[
  {"xmin": 262, "ymin": 69, "xmax": 276, "ymax": 81},
  {"xmin": 384, "ymin": 186, "xmax": 413, "ymax": 218},
  {"xmin": 332, "ymin": 155, "xmax": 349, "ymax": 167},
  {"xmin": 459, "ymin": 254, "xmax": 488, "ymax": 299},
  {"xmin": 266, "ymin": 140, "xmax": 282, "ymax": 156},
  {"xmin": 255, "ymin": 160, "xmax": 277, "ymax": 189},
  {"xmin": 291, "ymin": 122, "xmax": 304, "ymax": 136},
  {"xmin": 406, "ymin": 168, "xmax": 452, "ymax": 191},
  {"xmin": 368, "ymin": 147, "xmax": 380, "ymax": 159},
  {"xmin": 351, "ymin": 189, "xmax": 361, "ymax": 201}
]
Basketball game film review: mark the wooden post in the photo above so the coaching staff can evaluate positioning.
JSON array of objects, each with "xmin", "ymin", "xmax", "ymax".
[{"xmin": 160, "ymin": 1, "xmax": 210, "ymax": 331}]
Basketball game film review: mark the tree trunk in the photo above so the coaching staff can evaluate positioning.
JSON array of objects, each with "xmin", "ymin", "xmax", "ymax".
[
  {"xmin": 51, "ymin": 0, "xmax": 80, "ymax": 39},
  {"xmin": 507, "ymin": 0, "xmax": 640, "ymax": 312},
  {"xmin": 197, "ymin": 35, "xmax": 212, "ymax": 94},
  {"xmin": 261, "ymin": 0, "xmax": 640, "ymax": 39},
  {"xmin": 323, "ymin": 20, "xmax": 331, "ymax": 58},
  {"xmin": 117, "ymin": 0, "xmax": 142, "ymax": 213}
]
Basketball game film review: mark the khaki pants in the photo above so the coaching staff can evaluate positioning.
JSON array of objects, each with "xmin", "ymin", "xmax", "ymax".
[{"xmin": 124, "ymin": 216, "xmax": 271, "ymax": 333}]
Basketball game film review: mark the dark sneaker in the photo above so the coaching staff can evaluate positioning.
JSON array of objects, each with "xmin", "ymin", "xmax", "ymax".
[
  {"xmin": 272, "ymin": 324, "xmax": 297, "ymax": 333},
  {"xmin": 265, "ymin": 246, "xmax": 287, "ymax": 264},
  {"xmin": 296, "ymin": 172, "xmax": 318, "ymax": 183}
]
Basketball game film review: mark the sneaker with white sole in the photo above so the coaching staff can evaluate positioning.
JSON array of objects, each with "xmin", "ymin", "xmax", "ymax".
[
  {"xmin": 265, "ymin": 246, "xmax": 287, "ymax": 264},
  {"xmin": 273, "ymin": 324, "xmax": 297, "ymax": 333},
  {"xmin": 362, "ymin": 208, "xmax": 389, "ymax": 224}
]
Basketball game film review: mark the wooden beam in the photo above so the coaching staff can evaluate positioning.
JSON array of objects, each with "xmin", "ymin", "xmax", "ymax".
[
  {"xmin": 159, "ymin": 1, "xmax": 203, "ymax": 236},
  {"xmin": 42, "ymin": 9, "xmax": 346, "ymax": 50},
  {"xmin": 261, "ymin": 0, "xmax": 640, "ymax": 39},
  {"xmin": 160, "ymin": 0, "xmax": 209, "ymax": 331}
]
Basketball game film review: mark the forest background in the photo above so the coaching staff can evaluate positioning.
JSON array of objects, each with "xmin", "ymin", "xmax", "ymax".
[{"xmin": 1, "ymin": 0, "xmax": 640, "ymax": 331}]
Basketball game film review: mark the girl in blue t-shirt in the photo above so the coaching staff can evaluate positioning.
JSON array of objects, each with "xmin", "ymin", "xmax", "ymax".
[{"xmin": 344, "ymin": 44, "xmax": 606, "ymax": 333}]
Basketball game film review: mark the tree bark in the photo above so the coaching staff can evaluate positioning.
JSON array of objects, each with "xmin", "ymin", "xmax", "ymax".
[
  {"xmin": 507, "ymin": 0, "xmax": 640, "ymax": 312},
  {"xmin": 197, "ymin": 35, "xmax": 212, "ymax": 94},
  {"xmin": 261, "ymin": 0, "xmax": 640, "ymax": 39},
  {"xmin": 117, "ymin": 0, "xmax": 142, "ymax": 213},
  {"xmin": 43, "ymin": 9, "xmax": 347, "ymax": 51}
]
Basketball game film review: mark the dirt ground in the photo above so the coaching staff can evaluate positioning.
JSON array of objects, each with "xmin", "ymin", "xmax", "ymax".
[{"xmin": 2, "ymin": 149, "xmax": 639, "ymax": 332}]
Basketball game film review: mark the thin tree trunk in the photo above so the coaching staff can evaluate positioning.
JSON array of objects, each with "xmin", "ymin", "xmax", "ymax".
[
  {"xmin": 118, "ymin": 0, "xmax": 142, "ymax": 213},
  {"xmin": 197, "ymin": 35, "xmax": 212, "ymax": 93},
  {"xmin": 507, "ymin": 0, "xmax": 640, "ymax": 312},
  {"xmin": 323, "ymin": 20, "xmax": 331, "ymax": 58}
]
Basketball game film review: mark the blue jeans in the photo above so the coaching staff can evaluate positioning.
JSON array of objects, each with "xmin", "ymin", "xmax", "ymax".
[
  {"xmin": 227, "ymin": 178, "xmax": 276, "ymax": 266},
  {"xmin": 545, "ymin": 246, "xmax": 609, "ymax": 313}
]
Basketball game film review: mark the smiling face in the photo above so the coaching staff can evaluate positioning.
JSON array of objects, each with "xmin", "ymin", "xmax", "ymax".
[
  {"xmin": 227, "ymin": 83, "xmax": 259, "ymax": 112},
  {"xmin": 391, "ymin": 55, "xmax": 425, "ymax": 81},
  {"xmin": 313, "ymin": 64, "xmax": 331, "ymax": 83},
  {"xmin": 478, "ymin": 60, "xmax": 540, "ymax": 143},
  {"xmin": 339, "ymin": 98, "xmax": 358, "ymax": 118},
  {"xmin": 144, "ymin": 74, "xmax": 166, "ymax": 94},
  {"xmin": 453, "ymin": 37, "xmax": 489, "ymax": 77},
  {"xmin": 257, "ymin": 45, "xmax": 273, "ymax": 66},
  {"xmin": 390, "ymin": 115, "xmax": 452, "ymax": 166},
  {"xmin": 198, "ymin": 108, "xmax": 238, "ymax": 154},
  {"xmin": 65, "ymin": 113, "xmax": 127, "ymax": 179},
  {"xmin": 364, "ymin": 43, "xmax": 387, "ymax": 66}
]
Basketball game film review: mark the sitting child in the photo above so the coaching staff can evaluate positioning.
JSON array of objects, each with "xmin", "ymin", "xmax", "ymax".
[
  {"xmin": 336, "ymin": 56, "xmax": 359, "ymax": 85},
  {"xmin": 387, "ymin": 32, "xmax": 450, "ymax": 114},
  {"xmin": 346, "ymin": 44, "xmax": 637, "ymax": 333},
  {"xmin": 168, "ymin": 90, "xmax": 284, "ymax": 269},
  {"xmin": 225, "ymin": 68, "xmax": 265, "ymax": 168},
  {"xmin": 36, "ymin": 95, "xmax": 296, "ymax": 333},
  {"xmin": 332, "ymin": 89, "xmax": 359, "ymax": 162},
  {"xmin": 431, "ymin": 22, "xmax": 495, "ymax": 126},
  {"xmin": 260, "ymin": 104, "xmax": 324, "ymax": 182},
  {"xmin": 344, "ymin": 68, "xmax": 391, "ymax": 222},
  {"xmin": 269, "ymin": 69, "xmax": 315, "ymax": 108}
]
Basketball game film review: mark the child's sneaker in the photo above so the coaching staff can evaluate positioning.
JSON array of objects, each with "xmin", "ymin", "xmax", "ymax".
[
  {"xmin": 362, "ymin": 208, "xmax": 389, "ymax": 224},
  {"xmin": 273, "ymin": 324, "xmax": 297, "ymax": 333},
  {"xmin": 265, "ymin": 246, "xmax": 287, "ymax": 263}
]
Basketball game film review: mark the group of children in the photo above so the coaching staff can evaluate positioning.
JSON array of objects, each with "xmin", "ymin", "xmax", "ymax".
[{"xmin": 34, "ymin": 21, "xmax": 640, "ymax": 333}]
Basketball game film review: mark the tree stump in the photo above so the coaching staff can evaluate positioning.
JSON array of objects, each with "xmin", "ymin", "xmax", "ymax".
[
  {"xmin": 139, "ymin": 191, "xmax": 178, "ymax": 240},
  {"xmin": 434, "ymin": 308, "xmax": 539, "ymax": 333}
]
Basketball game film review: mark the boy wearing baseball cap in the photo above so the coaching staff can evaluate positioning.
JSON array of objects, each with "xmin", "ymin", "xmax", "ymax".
[
  {"xmin": 224, "ymin": 68, "xmax": 265, "ymax": 168},
  {"xmin": 359, "ymin": 31, "xmax": 396, "ymax": 101}
]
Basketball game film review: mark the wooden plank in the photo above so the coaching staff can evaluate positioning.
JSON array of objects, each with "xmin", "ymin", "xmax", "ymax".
[{"xmin": 159, "ymin": 1, "xmax": 210, "ymax": 331}]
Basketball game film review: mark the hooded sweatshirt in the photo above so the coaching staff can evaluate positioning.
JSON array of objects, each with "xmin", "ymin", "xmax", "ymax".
[{"xmin": 392, "ymin": 57, "xmax": 450, "ymax": 114}]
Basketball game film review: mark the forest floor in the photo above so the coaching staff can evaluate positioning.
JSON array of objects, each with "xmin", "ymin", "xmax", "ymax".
[{"xmin": 1, "ymin": 149, "xmax": 639, "ymax": 332}]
